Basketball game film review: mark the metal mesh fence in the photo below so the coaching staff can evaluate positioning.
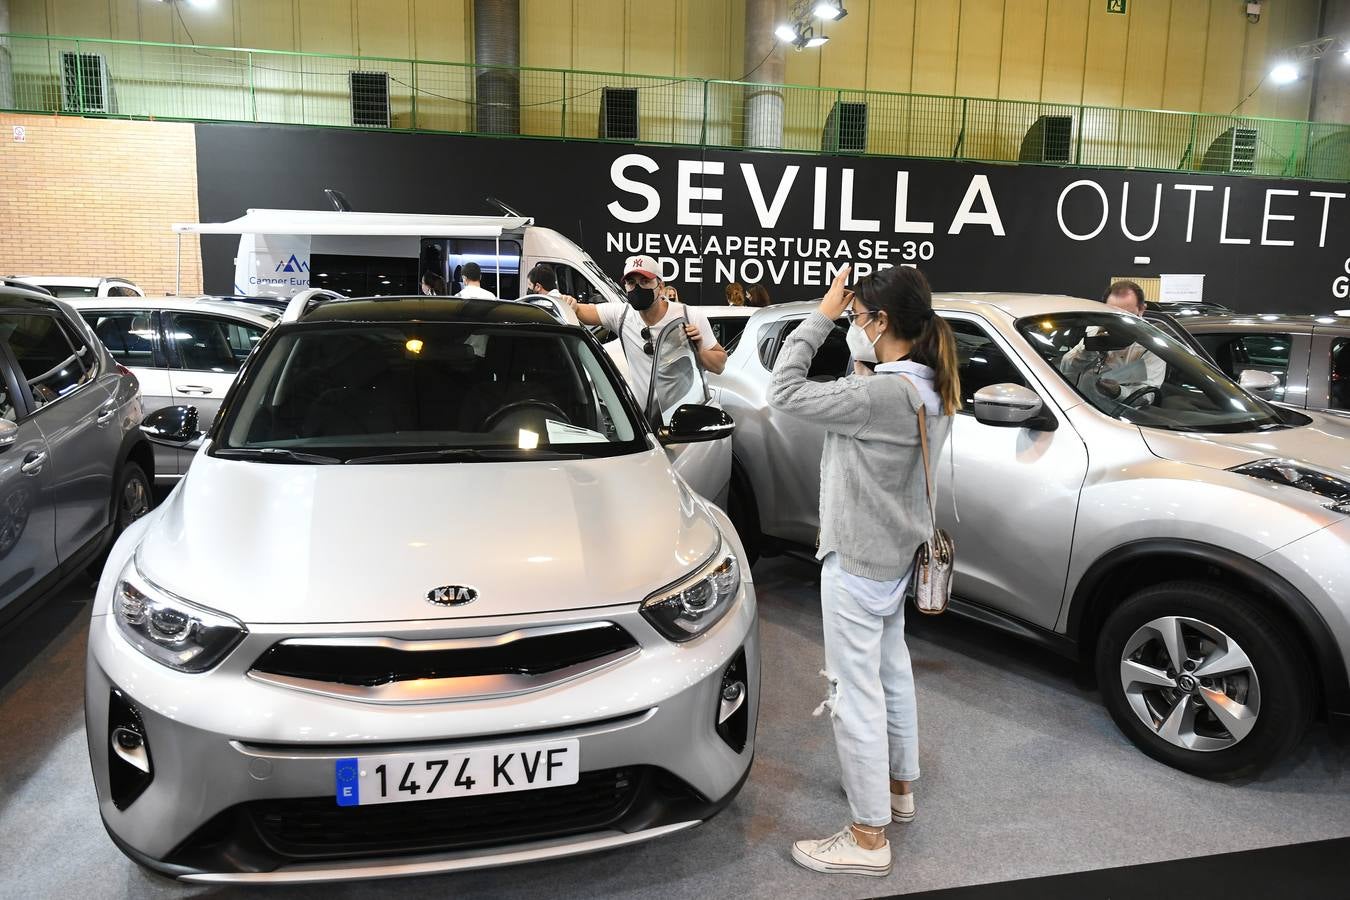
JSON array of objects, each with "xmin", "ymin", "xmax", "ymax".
[{"xmin": 2, "ymin": 33, "xmax": 1348, "ymax": 180}]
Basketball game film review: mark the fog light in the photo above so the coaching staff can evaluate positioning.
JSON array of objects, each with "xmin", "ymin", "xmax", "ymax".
[
  {"xmin": 108, "ymin": 689, "xmax": 153, "ymax": 809},
  {"xmin": 715, "ymin": 649, "xmax": 749, "ymax": 753}
]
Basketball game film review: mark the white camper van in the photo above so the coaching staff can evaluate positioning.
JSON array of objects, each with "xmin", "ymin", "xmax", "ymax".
[{"xmin": 172, "ymin": 209, "xmax": 627, "ymax": 306}]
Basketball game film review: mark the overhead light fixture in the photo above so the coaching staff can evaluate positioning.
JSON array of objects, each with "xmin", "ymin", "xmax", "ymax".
[
  {"xmin": 813, "ymin": 1, "xmax": 847, "ymax": 20},
  {"xmin": 805, "ymin": 34, "xmax": 830, "ymax": 48},
  {"xmin": 774, "ymin": 23, "xmax": 798, "ymax": 43},
  {"xmin": 1269, "ymin": 62, "xmax": 1299, "ymax": 84}
]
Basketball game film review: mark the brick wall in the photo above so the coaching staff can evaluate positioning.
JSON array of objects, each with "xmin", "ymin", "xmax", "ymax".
[{"xmin": 0, "ymin": 113, "xmax": 203, "ymax": 295}]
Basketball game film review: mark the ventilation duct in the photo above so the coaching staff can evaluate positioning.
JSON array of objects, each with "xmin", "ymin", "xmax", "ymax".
[
  {"xmin": 474, "ymin": 0, "xmax": 520, "ymax": 135},
  {"xmin": 823, "ymin": 101, "xmax": 867, "ymax": 153},
  {"xmin": 60, "ymin": 51, "xmax": 117, "ymax": 114},
  {"xmin": 349, "ymin": 71, "xmax": 390, "ymax": 128},
  {"xmin": 1199, "ymin": 127, "xmax": 1257, "ymax": 174},
  {"xmin": 599, "ymin": 88, "xmax": 639, "ymax": 141},
  {"xmin": 1019, "ymin": 115, "xmax": 1073, "ymax": 163}
]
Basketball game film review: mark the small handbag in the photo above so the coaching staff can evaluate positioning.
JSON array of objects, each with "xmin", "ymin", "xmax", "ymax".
[{"xmin": 910, "ymin": 408, "xmax": 955, "ymax": 615}]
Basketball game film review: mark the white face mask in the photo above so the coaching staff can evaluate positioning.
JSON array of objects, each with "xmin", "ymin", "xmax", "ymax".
[{"xmin": 846, "ymin": 317, "xmax": 882, "ymax": 364}]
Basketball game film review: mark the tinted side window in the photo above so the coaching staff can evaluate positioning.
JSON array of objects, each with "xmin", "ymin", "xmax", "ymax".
[
  {"xmin": 0, "ymin": 313, "xmax": 89, "ymax": 408},
  {"xmin": 1194, "ymin": 332, "xmax": 1292, "ymax": 400},
  {"xmin": 944, "ymin": 318, "xmax": 1028, "ymax": 410},
  {"xmin": 770, "ymin": 319, "xmax": 850, "ymax": 380},
  {"xmin": 709, "ymin": 317, "xmax": 748, "ymax": 350},
  {"xmin": 169, "ymin": 314, "xmax": 265, "ymax": 373},
  {"xmin": 80, "ymin": 310, "xmax": 157, "ymax": 367},
  {"xmin": 1331, "ymin": 339, "xmax": 1348, "ymax": 412},
  {"xmin": 0, "ymin": 371, "xmax": 14, "ymax": 420}
]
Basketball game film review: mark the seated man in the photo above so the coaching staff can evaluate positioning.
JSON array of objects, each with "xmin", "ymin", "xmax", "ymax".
[{"xmin": 1060, "ymin": 280, "xmax": 1165, "ymax": 405}]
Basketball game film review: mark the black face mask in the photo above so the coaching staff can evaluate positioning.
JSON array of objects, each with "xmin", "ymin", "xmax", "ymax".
[{"xmin": 627, "ymin": 285, "xmax": 657, "ymax": 311}]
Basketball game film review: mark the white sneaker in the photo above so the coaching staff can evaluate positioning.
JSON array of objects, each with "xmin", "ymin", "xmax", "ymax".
[
  {"xmin": 891, "ymin": 790, "xmax": 915, "ymax": 823},
  {"xmin": 791, "ymin": 827, "xmax": 891, "ymax": 877}
]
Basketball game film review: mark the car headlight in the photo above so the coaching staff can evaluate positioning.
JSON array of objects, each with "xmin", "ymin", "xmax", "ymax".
[
  {"xmin": 113, "ymin": 557, "xmax": 248, "ymax": 672},
  {"xmin": 1229, "ymin": 458, "xmax": 1350, "ymax": 514},
  {"xmin": 641, "ymin": 541, "xmax": 741, "ymax": 642}
]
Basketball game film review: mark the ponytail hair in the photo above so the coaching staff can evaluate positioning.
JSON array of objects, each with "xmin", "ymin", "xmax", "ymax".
[{"xmin": 853, "ymin": 266, "xmax": 963, "ymax": 416}]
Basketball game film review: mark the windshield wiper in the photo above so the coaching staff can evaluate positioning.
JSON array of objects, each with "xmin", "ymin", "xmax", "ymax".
[
  {"xmin": 345, "ymin": 448, "xmax": 586, "ymax": 465},
  {"xmin": 214, "ymin": 447, "xmax": 343, "ymax": 464}
]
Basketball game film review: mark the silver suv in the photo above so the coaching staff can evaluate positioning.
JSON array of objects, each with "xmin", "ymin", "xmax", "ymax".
[
  {"xmin": 715, "ymin": 294, "xmax": 1350, "ymax": 778},
  {"xmin": 0, "ymin": 284, "xmax": 153, "ymax": 626}
]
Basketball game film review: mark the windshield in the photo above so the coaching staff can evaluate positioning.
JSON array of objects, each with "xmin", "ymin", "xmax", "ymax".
[
  {"xmin": 38, "ymin": 284, "xmax": 98, "ymax": 299},
  {"xmin": 1018, "ymin": 312, "xmax": 1286, "ymax": 433},
  {"xmin": 216, "ymin": 322, "xmax": 645, "ymax": 462}
]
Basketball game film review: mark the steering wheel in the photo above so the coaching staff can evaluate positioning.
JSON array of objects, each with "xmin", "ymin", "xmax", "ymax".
[
  {"xmin": 481, "ymin": 400, "xmax": 570, "ymax": 433},
  {"xmin": 1120, "ymin": 385, "xmax": 1160, "ymax": 408}
]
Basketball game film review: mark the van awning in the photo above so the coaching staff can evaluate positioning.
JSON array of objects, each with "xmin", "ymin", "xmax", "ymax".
[{"xmin": 173, "ymin": 209, "xmax": 533, "ymax": 237}]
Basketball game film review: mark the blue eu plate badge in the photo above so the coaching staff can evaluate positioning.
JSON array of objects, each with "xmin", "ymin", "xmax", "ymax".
[{"xmin": 335, "ymin": 757, "xmax": 360, "ymax": 806}]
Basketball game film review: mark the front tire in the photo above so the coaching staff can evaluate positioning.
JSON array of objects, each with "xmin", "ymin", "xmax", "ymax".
[
  {"xmin": 1095, "ymin": 580, "xmax": 1312, "ymax": 780},
  {"xmin": 726, "ymin": 470, "xmax": 761, "ymax": 567},
  {"xmin": 88, "ymin": 462, "xmax": 152, "ymax": 579}
]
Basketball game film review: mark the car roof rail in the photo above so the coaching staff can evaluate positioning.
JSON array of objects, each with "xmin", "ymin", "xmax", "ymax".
[
  {"xmin": 0, "ymin": 277, "xmax": 54, "ymax": 296},
  {"xmin": 281, "ymin": 288, "xmax": 346, "ymax": 323}
]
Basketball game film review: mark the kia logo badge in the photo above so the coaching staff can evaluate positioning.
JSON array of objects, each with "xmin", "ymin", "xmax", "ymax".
[{"xmin": 427, "ymin": 585, "xmax": 478, "ymax": 607}]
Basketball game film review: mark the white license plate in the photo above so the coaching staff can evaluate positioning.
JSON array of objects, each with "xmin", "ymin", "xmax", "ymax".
[{"xmin": 334, "ymin": 739, "xmax": 579, "ymax": 807}]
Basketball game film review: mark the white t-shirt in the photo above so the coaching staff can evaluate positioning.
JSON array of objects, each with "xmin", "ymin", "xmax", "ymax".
[
  {"xmin": 596, "ymin": 300, "xmax": 720, "ymax": 407},
  {"xmin": 456, "ymin": 284, "xmax": 496, "ymax": 299}
]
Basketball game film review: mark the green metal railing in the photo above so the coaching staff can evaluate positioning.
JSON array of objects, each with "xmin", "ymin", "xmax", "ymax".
[{"xmin": 2, "ymin": 33, "xmax": 1348, "ymax": 180}]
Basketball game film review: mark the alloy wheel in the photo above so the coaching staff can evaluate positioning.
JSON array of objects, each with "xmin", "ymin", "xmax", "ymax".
[
  {"xmin": 120, "ymin": 472, "xmax": 151, "ymax": 527},
  {"xmin": 1118, "ymin": 615, "xmax": 1261, "ymax": 752}
]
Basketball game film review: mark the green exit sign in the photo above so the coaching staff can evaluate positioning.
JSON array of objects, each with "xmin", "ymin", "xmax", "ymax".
[{"xmin": 1107, "ymin": 0, "xmax": 1126, "ymax": 13}]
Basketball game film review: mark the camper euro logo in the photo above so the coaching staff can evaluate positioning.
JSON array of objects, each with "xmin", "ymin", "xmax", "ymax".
[{"xmin": 275, "ymin": 254, "xmax": 310, "ymax": 274}]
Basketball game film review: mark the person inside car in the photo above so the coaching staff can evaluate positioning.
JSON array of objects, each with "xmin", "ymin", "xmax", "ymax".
[
  {"xmin": 455, "ymin": 261, "xmax": 496, "ymax": 300},
  {"xmin": 571, "ymin": 255, "xmax": 726, "ymax": 404},
  {"xmin": 1059, "ymin": 280, "xmax": 1165, "ymax": 406}
]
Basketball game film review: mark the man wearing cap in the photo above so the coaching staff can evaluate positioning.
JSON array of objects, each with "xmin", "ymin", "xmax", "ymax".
[{"xmin": 573, "ymin": 256, "xmax": 725, "ymax": 407}]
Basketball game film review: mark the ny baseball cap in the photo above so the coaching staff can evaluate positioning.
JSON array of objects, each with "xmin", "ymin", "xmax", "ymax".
[{"xmin": 623, "ymin": 255, "xmax": 660, "ymax": 280}]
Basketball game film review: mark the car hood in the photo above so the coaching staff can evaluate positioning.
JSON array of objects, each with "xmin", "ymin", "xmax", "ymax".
[
  {"xmin": 1140, "ymin": 410, "xmax": 1350, "ymax": 480},
  {"xmin": 136, "ymin": 446, "xmax": 720, "ymax": 624}
]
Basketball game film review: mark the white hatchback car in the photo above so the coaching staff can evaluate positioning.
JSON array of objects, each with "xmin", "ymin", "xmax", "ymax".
[
  {"xmin": 69, "ymin": 297, "xmax": 276, "ymax": 482},
  {"xmin": 87, "ymin": 295, "xmax": 758, "ymax": 882},
  {"xmin": 12, "ymin": 275, "xmax": 144, "ymax": 299}
]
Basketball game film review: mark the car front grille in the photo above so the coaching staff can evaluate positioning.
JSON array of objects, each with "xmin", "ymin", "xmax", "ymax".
[
  {"xmin": 247, "ymin": 766, "xmax": 644, "ymax": 859},
  {"xmin": 248, "ymin": 622, "xmax": 640, "ymax": 702}
]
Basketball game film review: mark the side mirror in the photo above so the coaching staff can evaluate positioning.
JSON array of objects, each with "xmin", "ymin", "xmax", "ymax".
[
  {"xmin": 658, "ymin": 403, "xmax": 734, "ymax": 446},
  {"xmin": 1239, "ymin": 369, "xmax": 1280, "ymax": 393},
  {"xmin": 973, "ymin": 384, "xmax": 1050, "ymax": 429},
  {"xmin": 0, "ymin": 419, "xmax": 17, "ymax": 450},
  {"xmin": 141, "ymin": 405, "xmax": 203, "ymax": 447}
]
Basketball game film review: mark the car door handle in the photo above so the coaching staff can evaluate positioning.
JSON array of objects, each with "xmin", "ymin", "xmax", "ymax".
[
  {"xmin": 96, "ymin": 402, "xmax": 117, "ymax": 426},
  {"xmin": 20, "ymin": 451, "xmax": 47, "ymax": 475},
  {"xmin": 175, "ymin": 385, "xmax": 214, "ymax": 395}
]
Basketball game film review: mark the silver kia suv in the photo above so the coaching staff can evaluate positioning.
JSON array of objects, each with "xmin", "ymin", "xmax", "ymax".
[{"xmin": 715, "ymin": 294, "xmax": 1350, "ymax": 779}]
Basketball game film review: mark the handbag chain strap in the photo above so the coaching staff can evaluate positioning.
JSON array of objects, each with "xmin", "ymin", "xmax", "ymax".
[{"xmin": 917, "ymin": 407, "xmax": 938, "ymax": 533}]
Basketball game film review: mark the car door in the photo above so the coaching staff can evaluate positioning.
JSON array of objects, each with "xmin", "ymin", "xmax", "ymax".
[
  {"xmin": 939, "ymin": 314, "xmax": 1089, "ymax": 630},
  {"xmin": 3, "ymin": 309, "xmax": 119, "ymax": 563},
  {"xmin": 646, "ymin": 319, "xmax": 732, "ymax": 505},
  {"xmin": 0, "ymin": 332, "xmax": 58, "ymax": 616},
  {"xmin": 164, "ymin": 311, "xmax": 267, "ymax": 471},
  {"xmin": 78, "ymin": 307, "xmax": 177, "ymax": 477},
  {"xmin": 1307, "ymin": 330, "xmax": 1349, "ymax": 413}
]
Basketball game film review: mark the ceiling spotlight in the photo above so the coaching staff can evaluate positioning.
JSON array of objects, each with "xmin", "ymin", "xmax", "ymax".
[
  {"xmin": 805, "ymin": 34, "xmax": 830, "ymax": 48},
  {"xmin": 1269, "ymin": 62, "xmax": 1299, "ymax": 84},
  {"xmin": 814, "ymin": 1, "xmax": 847, "ymax": 20},
  {"xmin": 774, "ymin": 23, "xmax": 798, "ymax": 43}
]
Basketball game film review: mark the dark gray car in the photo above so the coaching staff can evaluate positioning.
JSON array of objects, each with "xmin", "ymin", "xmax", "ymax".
[
  {"xmin": 1182, "ymin": 314, "xmax": 1350, "ymax": 413},
  {"xmin": 0, "ymin": 284, "xmax": 154, "ymax": 627}
]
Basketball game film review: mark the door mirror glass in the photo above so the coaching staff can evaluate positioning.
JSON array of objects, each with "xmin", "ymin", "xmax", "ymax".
[
  {"xmin": 973, "ymin": 384, "xmax": 1046, "ymax": 428},
  {"xmin": 1239, "ymin": 369, "xmax": 1280, "ymax": 394},
  {"xmin": 658, "ymin": 403, "xmax": 734, "ymax": 445},
  {"xmin": 141, "ymin": 405, "xmax": 202, "ymax": 446},
  {"xmin": 647, "ymin": 319, "xmax": 708, "ymax": 426},
  {"xmin": 0, "ymin": 418, "xmax": 17, "ymax": 449}
]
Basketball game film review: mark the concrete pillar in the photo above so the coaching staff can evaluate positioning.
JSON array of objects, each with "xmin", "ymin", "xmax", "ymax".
[
  {"xmin": 474, "ymin": 0, "xmax": 520, "ymax": 135},
  {"xmin": 1310, "ymin": 0, "xmax": 1350, "ymax": 125},
  {"xmin": 0, "ymin": 0, "xmax": 13, "ymax": 110},
  {"xmin": 742, "ymin": 0, "xmax": 786, "ymax": 149}
]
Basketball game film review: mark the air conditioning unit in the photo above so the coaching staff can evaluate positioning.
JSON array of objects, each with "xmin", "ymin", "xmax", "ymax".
[
  {"xmin": 1199, "ymin": 127, "xmax": 1257, "ymax": 174},
  {"xmin": 823, "ymin": 101, "xmax": 867, "ymax": 153},
  {"xmin": 599, "ymin": 87, "xmax": 639, "ymax": 141},
  {"xmin": 1019, "ymin": 115, "xmax": 1073, "ymax": 163},
  {"xmin": 60, "ymin": 51, "xmax": 116, "ymax": 114},
  {"xmin": 349, "ymin": 71, "xmax": 391, "ymax": 128}
]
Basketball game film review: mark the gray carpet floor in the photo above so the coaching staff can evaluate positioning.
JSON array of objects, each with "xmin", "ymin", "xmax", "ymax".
[{"xmin": 2, "ymin": 556, "xmax": 1348, "ymax": 900}]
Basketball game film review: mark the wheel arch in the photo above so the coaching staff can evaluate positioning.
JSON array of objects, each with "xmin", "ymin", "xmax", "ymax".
[
  {"xmin": 1066, "ymin": 539, "xmax": 1350, "ymax": 716},
  {"xmin": 116, "ymin": 431, "xmax": 155, "ymax": 486}
]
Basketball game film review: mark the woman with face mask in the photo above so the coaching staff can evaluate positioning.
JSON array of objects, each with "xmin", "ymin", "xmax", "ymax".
[{"xmin": 768, "ymin": 264, "xmax": 961, "ymax": 878}]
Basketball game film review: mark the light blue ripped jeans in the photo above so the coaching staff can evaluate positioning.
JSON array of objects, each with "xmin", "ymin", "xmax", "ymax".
[{"xmin": 817, "ymin": 555, "xmax": 921, "ymax": 827}]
